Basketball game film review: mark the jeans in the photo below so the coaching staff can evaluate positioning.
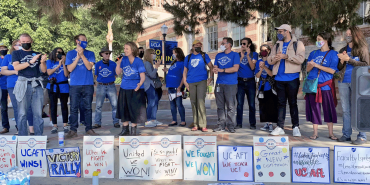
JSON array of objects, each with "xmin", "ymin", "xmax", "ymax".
[
  {"xmin": 69, "ymin": 85, "xmax": 94, "ymax": 132},
  {"xmin": 94, "ymin": 84, "xmax": 119, "ymax": 125},
  {"xmin": 216, "ymin": 84, "xmax": 238, "ymax": 129},
  {"xmin": 49, "ymin": 90, "xmax": 69, "ymax": 125},
  {"xmin": 17, "ymin": 84, "xmax": 44, "ymax": 136},
  {"xmin": 189, "ymin": 80, "xmax": 207, "ymax": 128},
  {"xmin": 1, "ymin": 89, "xmax": 9, "ymax": 129},
  {"xmin": 275, "ymin": 78, "xmax": 300, "ymax": 128},
  {"xmin": 168, "ymin": 88, "xmax": 185, "ymax": 122},
  {"xmin": 8, "ymin": 88, "xmax": 33, "ymax": 129},
  {"xmin": 145, "ymin": 85, "xmax": 159, "ymax": 120},
  {"xmin": 338, "ymin": 83, "xmax": 366, "ymax": 140},
  {"xmin": 237, "ymin": 79, "xmax": 256, "ymax": 126}
]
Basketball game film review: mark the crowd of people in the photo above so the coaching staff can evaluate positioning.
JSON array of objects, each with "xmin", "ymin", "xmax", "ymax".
[{"xmin": 0, "ymin": 24, "xmax": 368, "ymax": 146}]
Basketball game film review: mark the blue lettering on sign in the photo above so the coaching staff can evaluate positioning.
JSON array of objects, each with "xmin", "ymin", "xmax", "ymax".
[
  {"xmin": 150, "ymin": 42, "xmax": 161, "ymax": 47},
  {"xmin": 19, "ymin": 160, "xmax": 42, "ymax": 168},
  {"xmin": 195, "ymin": 161, "xmax": 215, "ymax": 176},
  {"xmin": 51, "ymin": 162, "xmax": 81, "ymax": 175},
  {"xmin": 20, "ymin": 149, "xmax": 45, "ymax": 157}
]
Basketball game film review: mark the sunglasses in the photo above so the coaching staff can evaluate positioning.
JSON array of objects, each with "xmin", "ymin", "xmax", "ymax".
[
  {"xmin": 241, "ymin": 43, "xmax": 248, "ymax": 46},
  {"xmin": 103, "ymin": 53, "xmax": 111, "ymax": 55},
  {"xmin": 57, "ymin": 52, "xmax": 63, "ymax": 54}
]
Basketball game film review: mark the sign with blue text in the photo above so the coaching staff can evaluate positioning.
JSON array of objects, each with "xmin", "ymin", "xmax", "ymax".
[
  {"xmin": 334, "ymin": 146, "xmax": 370, "ymax": 184},
  {"xmin": 253, "ymin": 136, "xmax": 290, "ymax": 182},
  {"xmin": 149, "ymin": 40, "xmax": 178, "ymax": 65},
  {"xmin": 291, "ymin": 147, "xmax": 330, "ymax": 184},
  {"xmin": 0, "ymin": 136, "xmax": 17, "ymax": 172},
  {"xmin": 217, "ymin": 146, "xmax": 254, "ymax": 182},
  {"xmin": 183, "ymin": 136, "xmax": 217, "ymax": 181},
  {"xmin": 17, "ymin": 136, "xmax": 47, "ymax": 177},
  {"xmin": 45, "ymin": 147, "xmax": 81, "ymax": 177}
]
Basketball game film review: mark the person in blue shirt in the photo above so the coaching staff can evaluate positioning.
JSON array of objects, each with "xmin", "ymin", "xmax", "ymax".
[
  {"xmin": 183, "ymin": 40, "xmax": 214, "ymax": 132},
  {"xmin": 305, "ymin": 32, "xmax": 339, "ymax": 140},
  {"xmin": 116, "ymin": 42, "xmax": 146, "ymax": 136},
  {"xmin": 256, "ymin": 45, "xmax": 278, "ymax": 132},
  {"xmin": 92, "ymin": 47, "xmax": 119, "ymax": 129},
  {"xmin": 268, "ymin": 24, "xmax": 305, "ymax": 137},
  {"xmin": 236, "ymin": 37, "xmax": 258, "ymax": 129},
  {"xmin": 163, "ymin": 47, "xmax": 186, "ymax": 127},
  {"xmin": 212, "ymin": 37, "xmax": 240, "ymax": 133},
  {"xmin": 65, "ymin": 34, "xmax": 99, "ymax": 138},
  {"xmin": 0, "ymin": 43, "xmax": 9, "ymax": 134},
  {"xmin": 337, "ymin": 26, "xmax": 369, "ymax": 145},
  {"xmin": 46, "ymin": 47, "xmax": 70, "ymax": 134}
]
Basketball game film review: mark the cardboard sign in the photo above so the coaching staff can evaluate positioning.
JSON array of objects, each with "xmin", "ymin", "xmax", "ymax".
[
  {"xmin": 334, "ymin": 146, "xmax": 370, "ymax": 184},
  {"xmin": 46, "ymin": 147, "xmax": 81, "ymax": 177},
  {"xmin": 253, "ymin": 136, "xmax": 290, "ymax": 182},
  {"xmin": 291, "ymin": 147, "xmax": 330, "ymax": 184},
  {"xmin": 0, "ymin": 136, "xmax": 17, "ymax": 172},
  {"xmin": 119, "ymin": 136, "xmax": 182, "ymax": 180},
  {"xmin": 217, "ymin": 146, "xmax": 254, "ymax": 182},
  {"xmin": 83, "ymin": 136, "xmax": 114, "ymax": 178},
  {"xmin": 17, "ymin": 136, "xmax": 47, "ymax": 177},
  {"xmin": 183, "ymin": 136, "xmax": 217, "ymax": 181}
]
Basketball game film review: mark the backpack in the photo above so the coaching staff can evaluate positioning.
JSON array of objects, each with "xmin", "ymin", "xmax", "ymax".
[{"xmin": 275, "ymin": 41, "xmax": 307, "ymax": 79}]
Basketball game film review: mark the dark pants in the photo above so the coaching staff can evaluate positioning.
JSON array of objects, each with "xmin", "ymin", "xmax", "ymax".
[
  {"xmin": 49, "ymin": 90, "xmax": 69, "ymax": 125},
  {"xmin": 1, "ymin": 89, "xmax": 9, "ymax": 129},
  {"xmin": 275, "ymin": 78, "xmax": 300, "ymax": 128},
  {"xmin": 237, "ymin": 79, "xmax": 256, "ymax": 126},
  {"xmin": 69, "ymin": 85, "xmax": 94, "ymax": 132}
]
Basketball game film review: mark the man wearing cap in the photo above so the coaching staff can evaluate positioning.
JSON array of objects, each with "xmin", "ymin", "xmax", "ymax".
[
  {"xmin": 0, "ymin": 43, "xmax": 9, "ymax": 134},
  {"xmin": 92, "ymin": 48, "xmax": 119, "ymax": 129},
  {"xmin": 268, "ymin": 24, "xmax": 305, "ymax": 136},
  {"xmin": 183, "ymin": 40, "xmax": 214, "ymax": 132}
]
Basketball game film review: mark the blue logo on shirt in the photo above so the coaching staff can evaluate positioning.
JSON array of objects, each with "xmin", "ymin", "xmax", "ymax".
[
  {"xmin": 217, "ymin": 56, "xmax": 231, "ymax": 66},
  {"xmin": 122, "ymin": 66, "xmax": 135, "ymax": 76},
  {"xmin": 313, "ymin": 56, "xmax": 328, "ymax": 65},
  {"xmin": 99, "ymin": 68, "xmax": 112, "ymax": 77}
]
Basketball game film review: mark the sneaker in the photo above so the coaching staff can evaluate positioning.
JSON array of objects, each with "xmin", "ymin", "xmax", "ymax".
[
  {"xmin": 260, "ymin": 123, "xmax": 269, "ymax": 131},
  {"xmin": 213, "ymin": 127, "xmax": 225, "ymax": 132},
  {"xmin": 51, "ymin": 127, "xmax": 58, "ymax": 134},
  {"xmin": 42, "ymin": 112, "xmax": 49, "ymax": 118},
  {"xmin": 293, "ymin": 127, "xmax": 301, "ymax": 137},
  {"xmin": 270, "ymin": 127, "xmax": 285, "ymax": 136},
  {"xmin": 352, "ymin": 138, "xmax": 366, "ymax": 145},
  {"xmin": 63, "ymin": 126, "xmax": 69, "ymax": 133},
  {"xmin": 154, "ymin": 120, "xmax": 163, "ymax": 126},
  {"xmin": 145, "ymin": 121, "xmax": 157, "ymax": 127},
  {"xmin": 86, "ymin": 129, "xmax": 99, "ymax": 136},
  {"xmin": 229, "ymin": 127, "xmax": 236, "ymax": 133},
  {"xmin": 65, "ymin": 130, "xmax": 78, "ymax": 139},
  {"xmin": 337, "ymin": 135, "xmax": 351, "ymax": 142},
  {"xmin": 268, "ymin": 124, "xmax": 274, "ymax": 132},
  {"xmin": 49, "ymin": 121, "xmax": 53, "ymax": 126},
  {"xmin": 92, "ymin": 124, "xmax": 101, "ymax": 129},
  {"xmin": 250, "ymin": 125, "xmax": 256, "ymax": 130}
]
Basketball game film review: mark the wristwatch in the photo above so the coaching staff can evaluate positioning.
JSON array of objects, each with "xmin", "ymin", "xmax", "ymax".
[
  {"xmin": 28, "ymin": 61, "xmax": 32, "ymax": 65},
  {"xmin": 224, "ymin": 68, "xmax": 226, "ymax": 72}
]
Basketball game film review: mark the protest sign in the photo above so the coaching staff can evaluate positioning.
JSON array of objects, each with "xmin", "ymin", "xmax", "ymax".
[
  {"xmin": 334, "ymin": 146, "xmax": 370, "ymax": 184},
  {"xmin": 291, "ymin": 147, "xmax": 330, "ymax": 184},
  {"xmin": 217, "ymin": 146, "xmax": 254, "ymax": 182},
  {"xmin": 83, "ymin": 136, "xmax": 114, "ymax": 178},
  {"xmin": 149, "ymin": 40, "xmax": 178, "ymax": 65},
  {"xmin": 253, "ymin": 136, "xmax": 290, "ymax": 182},
  {"xmin": 183, "ymin": 136, "xmax": 217, "ymax": 181},
  {"xmin": 17, "ymin": 136, "xmax": 47, "ymax": 177},
  {"xmin": 45, "ymin": 147, "xmax": 81, "ymax": 177},
  {"xmin": 0, "ymin": 136, "xmax": 17, "ymax": 172}
]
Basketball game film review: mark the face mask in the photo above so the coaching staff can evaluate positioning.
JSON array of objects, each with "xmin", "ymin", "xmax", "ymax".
[
  {"xmin": 194, "ymin": 47, "xmax": 201, "ymax": 53},
  {"xmin": 152, "ymin": 54, "xmax": 156, "ymax": 60},
  {"xmin": 21, "ymin": 43, "xmax": 32, "ymax": 50},
  {"xmin": 79, "ymin": 40, "xmax": 88, "ymax": 49},
  {"xmin": 260, "ymin": 50, "xmax": 268, "ymax": 57},
  {"xmin": 0, "ymin": 50, "xmax": 7, "ymax": 56},
  {"xmin": 220, "ymin": 45, "xmax": 226, "ymax": 52},
  {"xmin": 316, "ymin": 41, "xmax": 325, "ymax": 48},
  {"xmin": 139, "ymin": 51, "xmax": 144, "ymax": 58},
  {"xmin": 17, "ymin": 46, "xmax": 22, "ymax": 50},
  {"xmin": 277, "ymin": 33, "xmax": 285, "ymax": 41},
  {"xmin": 346, "ymin": 36, "xmax": 352, "ymax": 43},
  {"xmin": 57, "ymin": 54, "xmax": 63, "ymax": 60},
  {"xmin": 172, "ymin": 54, "xmax": 176, "ymax": 60}
]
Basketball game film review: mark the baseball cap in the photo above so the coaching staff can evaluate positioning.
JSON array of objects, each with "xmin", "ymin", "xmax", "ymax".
[
  {"xmin": 0, "ymin": 43, "xmax": 6, "ymax": 47},
  {"xmin": 275, "ymin": 24, "xmax": 292, "ymax": 32},
  {"xmin": 192, "ymin": 40, "xmax": 202, "ymax": 45}
]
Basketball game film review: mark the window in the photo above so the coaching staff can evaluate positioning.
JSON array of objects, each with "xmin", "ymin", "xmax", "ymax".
[
  {"xmin": 207, "ymin": 25, "xmax": 218, "ymax": 51},
  {"xmin": 357, "ymin": 1, "xmax": 370, "ymax": 25},
  {"xmin": 231, "ymin": 23, "xmax": 245, "ymax": 47}
]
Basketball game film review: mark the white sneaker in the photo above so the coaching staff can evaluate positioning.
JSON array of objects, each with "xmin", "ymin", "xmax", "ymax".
[
  {"xmin": 154, "ymin": 120, "xmax": 163, "ymax": 125},
  {"xmin": 270, "ymin": 127, "xmax": 285, "ymax": 136},
  {"xmin": 260, "ymin": 123, "xmax": 269, "ymax": 131},
  {"xmin": 293, "ymin": 127, "xmax": 301, "ymax": 137},
  {"xmin": 145, "ymin": 121, "xmax": 157, "ymax": 127},
  {"xmin": 49, "ymin": 121, "xmax": 53, "ymax": 126}
]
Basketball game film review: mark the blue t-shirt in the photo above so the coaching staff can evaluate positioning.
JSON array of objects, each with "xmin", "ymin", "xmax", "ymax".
[
  {"xmin": 307, "ymin": 50, "xmax": 339, "ymax": 90},
  {"xmin": 12, "ymin": 50, "xmax": 41, "ymax": 78},
  {"xmin": 341, "ymin": 47, "xmax": 359, "ymax": 83},
  {"xmin": 120, "ymin": 56, "xmax": 146, "ymax": 90},
  {"xmin": 65, "ymin": 49, "xmax": 96, "ymax": 86},
  {"xmin": 166, "ymin": 61, "xmax": 184, "ymax": 88},
  {"xmin": 275, "ymin": 41, "xmax": 300, "ymax": 81},
  {"xmin": 214, "ymin": 51, "xmax": 240, "ymax": 85},
  {"xmin": 238, "ymin": 52, "xmax": 258, "ymax": 78},
  {"xmin": 95, "ymin": 60, "xmax": 117, "ymax": 83},
  {"xmin": 255, "ymin": 59, "xmax": 273, "ymax": 91},
  {"xmin": 184, "ymin": 53, "xmax": 211, "ymax": 83},
  {"xmin": 1, "ymin": 54, "xmax": 17, "ymax": 88},
  {"xmin": 0, "ymin": 57, "xmax": 7, "ymax": 89},
  {"xmin": 46, "ymin": 60, "xmax": 69, "ymax": 93}
]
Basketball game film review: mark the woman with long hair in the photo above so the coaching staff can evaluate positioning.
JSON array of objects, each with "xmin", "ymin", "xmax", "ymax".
[{"xmin": 337, "ymin": 26, "xmax": 369, "ymax": 145}]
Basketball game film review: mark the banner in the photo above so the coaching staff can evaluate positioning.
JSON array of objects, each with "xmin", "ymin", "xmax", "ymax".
[
  {"xmin": 291, "ymin": 147, "xmax": 330, "ymax": 184},
  {"xmin": 253, "ymin": 136, "xmax": 290, "ymax": 182},
  {"xmin": 149, "ymin": 40, "xmax": 162, "ymax": 61},
  {"xmin": 183, "ymin": 136, "xmax": 217, "ymax": 181},
  {"xmin": 149, "ymin": 40, "xmax": 178, "ymax": 65},
  {"xmin": 334, "ymin": 146, "xmax": 370, "ymax": 184},
  {"xmin": 83, "ymin": 136, "xmax": 114, "ymax": 178},
  {"xmin": 164, "ymin": 41, "xmax": 178, "ymax": 65},
  {"xmin": 17, "ymin": 136, "xmax": 47, "ymax": 177},
  {"xmin": 46, "ymin": 147, "xmax": 81, "ymax": 177},
  {"xmin": 217, "ymin": 146, "xmax": 254, "ymax": 182},
  {"xmin": 0, "ymin": 136, "xmax": 17, "ymax": 172}
]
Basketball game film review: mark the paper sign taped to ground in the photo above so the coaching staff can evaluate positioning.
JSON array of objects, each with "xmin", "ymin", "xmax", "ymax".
[
  {"xmin": 17, "ymin": 136, "xmax": 47, "ymax": 177},
  {"xmin": 0, "ymin": 136, "xmax": 17, "ymax": 172},
  {"xmin": 46, "ymin": 147, "xmax": 81, "ymax": 177}
]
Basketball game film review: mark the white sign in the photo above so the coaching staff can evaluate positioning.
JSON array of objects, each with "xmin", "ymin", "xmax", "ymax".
[
  {"xmin": 217, "ymin": 146, "xmax": 254, "ymax": 182},
  {"xmin": 0, "ymin": 136, "xmax": 17, "ymax": 172},
  {"xmin": 83, "ymin": 136, "xmax": 114, "ymax": 178},
  {"xmin": 334, "ymin": 146, "xmax": 370, "ymax": 184},
  {"xmin": 291, "ymin": 147, "xmax": 330, "ymax": 183},
  {"xmin": 183, "ymin": 136, "xmax": 217, "ymax": 181},
  {"xmin": 17, "ymin": 136, "xmax": 47, "ymax": 177},
  {"xmin": 253, "ymin": 136, "xmax": 290, "ymax": 182}
]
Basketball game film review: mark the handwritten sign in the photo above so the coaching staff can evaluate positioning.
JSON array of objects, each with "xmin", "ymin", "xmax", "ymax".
[
  {"xmin": 183, "ymin": 136, "xmax": 217, "ymax": 181},
  {"xmin": 46, "ymin": 147, "xmax": 81, "ymax": 177},
  {"xmin": 253, "ymin": 136, "xmax": 290, "ymax": 182},
  {"xmin": 217, "ymin": 146, "xmax": 254, "ymax": 182},
  {"xmin": 291, "ymin": 147, "xmax": 330, "ymax": 183},
  {"xmin": 334, "ymin": 146, "xmax": 370, "ymax": 184},
  {"xmin": 17, "ymin": 136, "xmax": 47, "ymax": 177},
  {"xmin": 83, "ymin": 136, "xmax": 114, "ymax": 178},
  {"xmin": 0, "ymin": 136, "xmax": 17, "ymax": 172}
]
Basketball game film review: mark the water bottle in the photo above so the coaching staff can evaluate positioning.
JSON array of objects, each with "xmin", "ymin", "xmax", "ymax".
[
  {"xmin": 12, "ymin": 174, "xmax": 20, "ymax": 185},
  {"xmin": 7, "ymin": 175, "xmax": 13, "ymax": 185},
  {"xmin": 58, "ymin": 132, "xmax": 64, "ymax": 146},
  {"xmin": 1, "ymin": 180, "xmax": 6, "ymax": 185}
]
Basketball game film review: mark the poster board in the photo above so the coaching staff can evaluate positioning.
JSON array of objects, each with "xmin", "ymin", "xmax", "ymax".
[
  {"xmin": 0, "ymin": 136, "xmax": 17, "ymax": 172},
  {"xmin": 17, "ymin": 136, "xmax": 47, "ymax": 177},
  {"xmin": 45, "ymin": 147, "xmax": 81, "ymax": 177}
]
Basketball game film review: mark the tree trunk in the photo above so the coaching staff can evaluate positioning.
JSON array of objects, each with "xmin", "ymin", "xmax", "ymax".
[{"xmin": 106, "ymin": 19, "xmax": 114, "ymax": 60}]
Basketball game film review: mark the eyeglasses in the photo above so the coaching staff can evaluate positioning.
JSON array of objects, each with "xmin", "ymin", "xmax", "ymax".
[
  {"xmin": 103, "ymin": 53, "xmax": 111, "ymax": 55},
  {"xmin": 15, "ymin": 44, "xmax": 21, "ymax": 47}
]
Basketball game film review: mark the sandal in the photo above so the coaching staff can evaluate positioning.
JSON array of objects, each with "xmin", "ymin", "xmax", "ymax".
[
  {"xmin": 201, "ymin": 128, "xmax": 208, "ymax": 132},
  {"xmin": 191, "ymin": 127, "xmax": 198, "ymax": 131},
  {"xmin": 328, "ymin": 135, "xmax": 338, "ymax": 140},
  {"xmin": 310, "ymin": 135, "xmax": 319, "ymax": 140}
]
